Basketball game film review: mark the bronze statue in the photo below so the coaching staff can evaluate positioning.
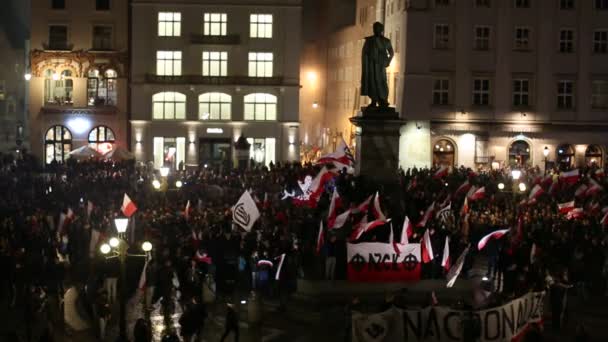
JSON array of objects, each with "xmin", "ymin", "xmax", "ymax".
[{"xmin": 361, "ymin": 22, "xmax": 394, "ymax": 109}]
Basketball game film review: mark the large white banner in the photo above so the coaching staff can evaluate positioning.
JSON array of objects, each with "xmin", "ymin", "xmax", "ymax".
[
  {"xmin": 232, "ymin": 190, "xmax": 260, "ymax": 231},
  {"xmin": 347, "ymin": 243, "xmax": 421, "ymax": 282},
  {"xmin": 352, "ymin": 291, "xmax": 545, "ymax": 342}
]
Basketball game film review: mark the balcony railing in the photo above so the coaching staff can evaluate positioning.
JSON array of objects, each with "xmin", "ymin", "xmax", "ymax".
[
  {"xmin": 145, "ymin": 74, "xmax": 289, "ymax": 86},
  {"xmin": 190, "ymin": 34, "xmax": 240, "ymax": 45},
  {"xmin": 41, "ymin": 105, "xmax": 118, "ymax": 116},
  {"xmin": 43, "ymin": 42, "xmax": 74, "ymax": 51}
]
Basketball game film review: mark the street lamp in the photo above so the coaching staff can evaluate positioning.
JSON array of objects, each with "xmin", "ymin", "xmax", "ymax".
[
  {"xmin": 497, "ymin": 182, "xmax": 505, "ymax": 190},
  {"xmin": 518, "ymin": 182, "xmax": 527, "ymax": 192},
  {"xmin": 152, "ymin": 179, "xmax": 161, "ymax": 190},
  {"xmin": 175, "ymin": 180, "xmax": 183, "ymax": 188},
  {"xmin": 24, "ymin": 73, "xmax": 32, "ymax": 81},
  {"xmin": 511, "ymin": 170, "xmax": 521, "ymax": 180},
  {"xmin": 159, "ymin": 167, "xmax": 170, "ymax": 177},
  {"xmin": 100, "ymin": 218, "xmax": 153, "ymax": 342}
]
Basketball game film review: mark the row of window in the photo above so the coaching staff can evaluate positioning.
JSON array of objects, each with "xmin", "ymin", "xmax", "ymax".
[
  {"xmin": 432, "ymin": 78, "xmax": 608, "ymax": 109},
  {"xmin": 151, "ymin": 92, "xmax": 278, "ymax": 121},
  {"xmin": 51, "ymin": 0, "xmax": 110, "ymax": 11},
  {"xmin": 44, "ymin": 125, "xmax": 114, "ymax": 164},
  {"xmin": 48, "ymin": 24, "xmax": 114, "ymax": 50},
  {"xmin": 43, "ymin": 68, "xmax": 117, "ymax": 106},
  {"xmin": 435, "ymin": 0, "xmax": 608, "ymax": 10},
  {"xmin": 158, "ymin": 12, "xmax": 273, "ymax": 38},
  {"xmin": 434, "ymin": 24, "xmax": 608, "ymax": 53},
  {"xmin": 155, "ymin": 50, "xmax": 274, "ymax": 77}
]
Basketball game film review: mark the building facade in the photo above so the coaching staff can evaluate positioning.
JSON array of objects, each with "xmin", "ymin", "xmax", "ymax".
[
  {"xmin": 130, "ymin": 0, "xmax": 301, "ymax": 169},
  {"xmin": 306, "ymin": 0, "xmax": 608, "ymax": 171},
  {"xmin": 28, "ymin": 0, "xmax": 129, "ymax": 164}
]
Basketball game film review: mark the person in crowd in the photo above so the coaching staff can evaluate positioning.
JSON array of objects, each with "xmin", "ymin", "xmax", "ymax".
[
  {"xmin": 220, "ymin": 303, "xmax": 239, "ymax": 342},
  {"xmin": 95, "ymin": 289, "xmax": 111, "ymax": 340}
]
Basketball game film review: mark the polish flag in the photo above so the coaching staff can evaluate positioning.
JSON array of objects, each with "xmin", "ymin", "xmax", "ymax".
[
  {"xmin": 528, "ymin": 184, "xmax": 544, "ymax": 200},
  {"xmin": 400, "ymin": 216, "xmax": 413, "ymax": 244},
  {"xmin": 441, "ymin": 236, "xmax": 450, "ymax": 271},
  {"xmin": 575, "ymin": 184, "xmax": 588, "ymax": 198},
  {"xmin": 586, "ymin": 179, "xmax": 603, "ymax": 196},
  {"xmin": 595, "ymin": 169, "xmax": 605, "ymax": 179},
  {"xmin": 372, "ymin": 192, "xmax": 386, "ymax": 220},
  {"xmin": 349, "ymin": 217, "xmax": 388, "ymax": 241},
  {"xmin": 465, "ymin": 185, "xmax": 478, "ymax": 200},
  {"xmin": 327, "ymin": 189, "xmax": 342, "ymax": 228},
  {"xmin": 331, "ymin": 209, "xmax": 352, "ymax": 229},
  {"xmin": 601, "ymin": 211, "xmax": 608, "ymax": 226},
  {"xmin": 469, "ymin": 187, "xmax": 486, "ymax": 201},
  {"xmin": 316, "ymin": 221, "xmax": 325, "ymax": 255},
  {"xmin": 317, "ymin": 137, "xmax": 355, "ymax": 168},
  {"xmin": 421, "ymin": 229, "xmax": 434, "ymax": 263},
  {"xmin": 477, "ymin": 229, "xmax": 510, "ymax": 250},
  {"xmin": 541, "ymin": 174, "xmax": 553, "ymax": 188},
  {"xmin": 433, "ymin": 166, "xmax": 449, "ymax": 179},
  {"xmin": 121, "ymin": 193, "xmax": 138, "ymax": 217},
  {"xmin": 416, "ymin": 202, "xmax": 435, "ymax": 227},
  {"xmin": 454, "ymin": 180, "xmax": 472, "ymax": 197},
  {"xmin": 195, "ymin": 251, "xmax": 212, "ymax": 264},
  {"xmin": 460, "ymin": 197, "xmax": 469, "ymax": 217},
  {"xmin": 184, "ymin": 200, "xmax": 191, "ymax": 220},
  {"xmin": 356, "ymin": 195, "xmax": 373, "ymax": 214},
  {"xmin": 548, "ymin": 179, "xmax": 559, "ymax": 195},
  {"xmin": 566, "ymin": 208, "xmax": 584, "ymax": 220},
  {"xmin": 560, "ymin": 169, "xmax": 580, "ymax": 185},
  {"xmin": 558, "ymin": 201, "xmax": 575, "ymax": 214}
]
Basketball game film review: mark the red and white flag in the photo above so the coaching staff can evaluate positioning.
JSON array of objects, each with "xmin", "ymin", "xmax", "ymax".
[
  {"xmin": 477, "ymin": 229, "xmax": 510, "ymax": 250},
  {"xmin": 566, "ymin": 208, "xmax": 584, "ymax": 220},
  {"xmin": 316, "ymin": 137, "xmax": 355, "ymax": 170},
  {"xmin": 347, "ymin": 242, "xmax": 421, "ymax": 282},
  {"xmin": 433, "ymin": 166, "xmax": 449, "ymax": 179},
  {"xmin": 400, "ymin": 216, "xmax": 413, "ymax": 244},
  {"xmin": 331, "ymin": 209, "xmax": 351, "ymax": 229},
  {"xmin": 454, "ymin": 180, "xmax": 472, "ymax": 197},
  {"xmin": 465, "ymin": 185, "xmax": 478, "ymax": 200},
  {"xmin": 541, "ymin": 174, "xmax": 553, "ymax": 188},
  {"xmin": 316, "ymin": 221, "xmax": 325, "ymax": 255},
  {"xmin": 586, "ymin": 179, "xmax": 603, "ymax": 196},
  {"xmin": 184, "ymin": 200, "xmax": 191, "ymax": 220},
  {"xmin": 560, "ymin": 169, "xmax": 580, "ymax": 185},
  {"xmin": 558, "ymin": 201, "xmax": 575, "ymax": 214},
  {"xmin": 575, "ymin": 184, "xmax": 588, "ymax": 198},
  {"xmin": 528, "ymin": 184, "xmax": 544, "ymax": 200},
  {"xmin": 195, "ymin": 251, "xmax": 212, "ymax": 264},
  {"xmin": 446, "ymin": 245, "xmax": 470, "ymax": 288},
  {"xmin": 469, "ymin": 187, "xmax": 486, "ymax": 201},
  {"xmin": 416, "ymin": 202, "xmax": 435, "ymax": 227},
  {"xmin": 421, "ymin": 229, "xmax": 434, "ymax": 263},
  {"xmin": 355, "ymin": 195, "xmax": 373, "ymax": 214},
  {"xmin": 441, "ymin": 236, "xmax": 450, "ymax": 271},
  {"xmin": 595, "ymin": 168, "xmax": 605, "ymax": 178},
  {"xmin": 548, "ymin": 179, "xmax": 559, "ymax": 195},
  {"xmin": 371, "ymin": 192, "xmax": 386, "ymax": 220},
  {"xmin": 291, "ymin": 167, "xmax": 337, "ymax": 207},
  {"xmin": 121, "ymin": 193, "xmax": 138, "ymax": 217},
  {"xmin": 327, "ymin": 189, "xmax": 342, "ymax": 228}
]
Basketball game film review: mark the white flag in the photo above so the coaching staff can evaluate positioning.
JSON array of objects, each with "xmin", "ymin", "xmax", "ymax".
[
  {"xmin": 446, "ymin": 245, "xmax": 470, "ymax": 288},
  {"xmin": 232, "ymin": 190, "xmax": 260, "ymax": 231}
]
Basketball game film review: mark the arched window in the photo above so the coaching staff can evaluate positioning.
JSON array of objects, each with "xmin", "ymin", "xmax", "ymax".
[
  {"xmin": 44, "ymin": 69, "xmax": 73, "ymax": 105},
  {"xmin": 244, "ymin": 93, "xmax": 277, "ymax": 121},
  {"xmin": 198, "ymin": 92, "xmax": 231, "ymax": 120},
  {"xmin": 88, "ymin": 126, "xmax": 115, "ymax": 143},
  {"xmin": 509, "ymin": 140, "xmax": 530, "ymax": 166},
  {"xmin": 45, "ymin": 125, "xmax": 72, "ymax": 164},
  {"xmin": 585, "ymin": 145, "xmax": 602, "ymax": 167},
  {"xmin": 152, "ymin": 92, "xmax": 186, "ymax": 119},
  {"xmin": 556, "ymin": 144, "xmax": 575, "ymax": 170},
  {"xmin": 432, "ymin": 139, "xmax": 456, "ymax": 167},
  {"xmin": 87, "ymin": 68, "xmax": 118, "ymax": 106}
]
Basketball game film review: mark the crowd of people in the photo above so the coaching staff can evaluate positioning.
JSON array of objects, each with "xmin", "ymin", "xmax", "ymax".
[{"xmin": 1, "ymin": 150, "xmax": 607, "ymax": 341}]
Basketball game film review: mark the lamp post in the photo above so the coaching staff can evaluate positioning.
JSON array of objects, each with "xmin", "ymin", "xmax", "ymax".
[
  {"xmin": 100, "ymin": 218, "xmax": 152, "ymax": 342},
  {"xmin": 543, "ymin": 146, "xmax": 550, "ymax": 174}
]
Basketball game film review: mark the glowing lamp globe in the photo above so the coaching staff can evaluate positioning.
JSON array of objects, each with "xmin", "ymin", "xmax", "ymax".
[
  {"xmin": 100, "ymin": 244, "xmax": 111, "ymax": 254},
  {"xmin": 114, "ymin": 217, "xmax": 129, "ymax": 234},
  {"xmin": 159, "ymin": 167, "xmax": 170, "ymax": 177},
  {"xmin": 518, "ymin": 183, "xmax": 527, "ymax": 192},
  {"xmin": 142, "ymin": 241, "xmax": 153, "ymax": 252},
  {"xmin": 497, "ymin": 183, "xmax": 505, "ymax": 190},
  {"xmin": 511, "ymin": 170, "xmax": 521, "ymax": 180},
  {"xmin": 109, "ymin": 237, "xmax": 120, "ymax": 248}
]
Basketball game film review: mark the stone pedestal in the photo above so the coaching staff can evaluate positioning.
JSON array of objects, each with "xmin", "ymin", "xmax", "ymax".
[{"xmin": 349, "ymin": 107, "xmax": 405, "ymax": 184}]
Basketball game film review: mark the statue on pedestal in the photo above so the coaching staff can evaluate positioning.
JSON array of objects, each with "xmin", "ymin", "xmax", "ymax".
[{"xmin": 361, "ymin": 22, "xmax": 394, "ymax": 110}]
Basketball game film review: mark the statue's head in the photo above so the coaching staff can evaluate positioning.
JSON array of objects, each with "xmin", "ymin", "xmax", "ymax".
[{"xmin": 373, "ymin": 22, "xmax": 384, "ymax": 36}]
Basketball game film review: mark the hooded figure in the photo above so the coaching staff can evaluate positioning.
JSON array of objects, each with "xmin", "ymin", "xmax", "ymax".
[{"xmin": 361, "ymin": 22, "xmax": 394, "ymax": 108}]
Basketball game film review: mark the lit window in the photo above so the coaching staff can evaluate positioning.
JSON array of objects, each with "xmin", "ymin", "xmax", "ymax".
[
  {"xmin": 87, "ymin": 69, "xmax": 117, "ymax": 106},
  {"xmin": 248, "ymin": 52, "xmax": 273, "ymax": 77},
  {"xmin": 557, "ymin": 80, "xmax": 574, "ymax": 109},
  {"xmin": 204, "ymin": 13, "xmax": 227, "ymax": 36},
  {"xmin": 559, "ymin": 29, "xmax": 575, "ymax": 53},
  {"xmin": 433, "ymin": 24, "xmax": 450, "ymax": 49},
  {"xmin": 153, "ymin": 137, "xmax": 185, "ymax": 169},
  {"xmin": 156, "ymin": 51, "xmax": 182, "ymax": 76},
  {"xmin": 88, "ymin": 126, "xmax": 115, "ymax": 143},
  {"xmin": 152, "ymin": 92, "xmax": 186, "ymax": 120},
  {"xmin": 432, "ymin": 78, "xmax": 450, "ymax": 105},
  {"xmin": 472, "ymin": 78, "xmax": 490, "ymax": 106},
  {"xmin": 593, "ymin": 30, "xmax": 608, "ymax": 53},
  {"xmin": 199, "ymin": 93, "xmax": 231, "ymax": 120},
  {"xmin": 202, "ymin": 51, "xmax": 228, "ymax": 76},
  {"xmin": 45, "ymin": 125, "xmax": 72, "ymax": 164},
  {"xmin": 514, "ymin": 27, "xmax": 530, "ymax": 50},
  {"xmin": 591, "ymin": 80, "xmax": 608, "ymax": 109},
  {"xmin": 512, "ymin": 79, "xmax": 530, "ymax": 107},
  {"xmin": 474, "ymin": 26, "xmax": 491, "ymax": 50},
  {"xmin": 250, "ymin": 14, "xmax": 273, "ymax": 38},
  {"xmin": 244, "ymin": 93, "xmax": 277, "ymax": 121},
  {"xmin": 158, "ymin": 12, "xmax": 181, "ymax": 37},
  {"xmin": 44, "ymin": 69, "xmax": 73, "ymax": 105},
  {"xmin": 247, "ymin": 138, "xmax": 276, "ymax": 167}
]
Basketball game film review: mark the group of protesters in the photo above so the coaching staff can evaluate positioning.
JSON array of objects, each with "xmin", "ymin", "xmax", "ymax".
[{"xmin": 1, "ymin": 149, "xmax": 607, "ymax": 340}]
